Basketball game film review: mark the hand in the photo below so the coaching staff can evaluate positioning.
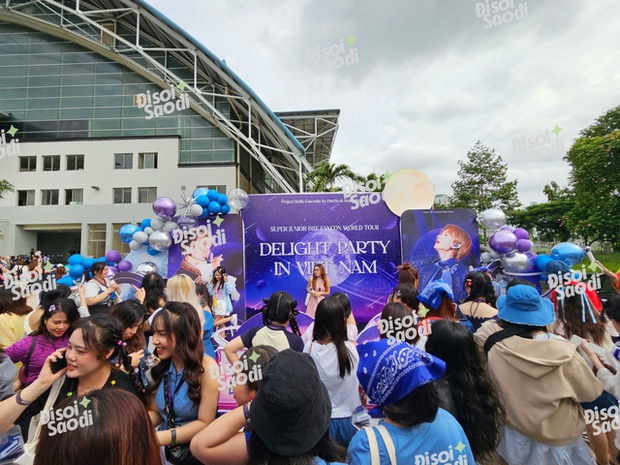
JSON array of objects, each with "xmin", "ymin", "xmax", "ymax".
[
  {"xmin": 580, "ymin": 342, "xmax": 604, "ymax": 370},
  {"xmin": 129, "ymin": 350, "xmax": 145, "ymax": 368},
  {"xmin": 34, "ymin": 348, "xmax": 69, "ymax": 388},
  {"xmin": 132, "ymin": 285, "xmax": 146, "ymax": 304}
]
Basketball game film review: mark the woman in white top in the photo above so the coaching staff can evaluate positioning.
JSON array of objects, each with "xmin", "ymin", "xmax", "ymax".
[
  {"xmin": 304, "ymin": 296, "xmax": 360, "ymax": 447},
  {"xmin": 84, "ymin": 262, "xmax": 120, "ymax": 315}
]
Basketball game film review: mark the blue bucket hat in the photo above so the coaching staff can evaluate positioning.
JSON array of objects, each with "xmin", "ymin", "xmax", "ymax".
[
  {"xmin": 418, "ymin": 279, "xmax": 454, "ymax": 310},
  {"xmin": 497, "ymin": 284, "xmax": 554, "ymax": 326},
  {"xmin": 357, "ymin": 339, "xmax": 446, "ymax": 407}
]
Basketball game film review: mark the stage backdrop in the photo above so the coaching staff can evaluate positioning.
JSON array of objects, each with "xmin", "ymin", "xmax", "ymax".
[
  {"xmin": 242, "ymin": 193, "xmax": 401, "ymax": 323},
  {"xmin": 401, "ymin": 209, "xmax": 479, "ymax": 303}
]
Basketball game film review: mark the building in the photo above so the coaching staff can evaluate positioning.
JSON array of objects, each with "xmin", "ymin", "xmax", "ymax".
[{"xmin": 0, "ymin": 0, "xmax": 339, "ymax": 259}]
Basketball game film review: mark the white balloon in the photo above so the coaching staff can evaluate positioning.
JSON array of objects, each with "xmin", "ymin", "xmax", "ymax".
[
  {"xmin": 150, "ymin": 217, "xmax": 165, "ymax": 230},
  {"xmin": 227, "ymin": 188, "xmax": 249, "ymax": 210},
  {"xmin": 133, "ymin": 231, "xmax": 148, "ymax": 243},
  {"xmin": 129, "ymin": 240, "xmax": 143, "ymax": 251},
  {"xmin": 189, "ymin": 204, "xmax": 204, "ymax": 217},
  {"xmin": 143, "ymin": 227, "xmax": 154, "ymax": 235},
  {"xmin": 164, "ymin": 221, "xmax": 179, "ymax": 232},
  {"xmin": 478, "ymin": 208, "xmax": 507, "ymax": 230}
]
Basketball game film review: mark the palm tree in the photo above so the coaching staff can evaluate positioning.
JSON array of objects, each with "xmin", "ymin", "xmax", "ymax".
[{"xmin": 304, "ymin": 162, "xmax": 363, "ymax": 192}]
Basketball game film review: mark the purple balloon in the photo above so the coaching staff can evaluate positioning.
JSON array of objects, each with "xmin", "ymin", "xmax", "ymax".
[
  {"xmin": 105, "ymin": 249, "xmax": 121, "ymax": 263},
  {"xmin": 525, "ymin": 252, "xmax": 538, "ymax": 272},
  {"xmin": 513, "ymin": 228, "xmax": 529, "ymax": 240},
  {"xmin": 152, "ymin": 197, "xmax": 177, "ymax": 219},
  {"xmin": 500, "ymin": 225, "xmax": 515, "ymax": 232},
  {"xmin": 489, "ymin": 230, "xmax": 518, "ymax": 254},
  {"xmin": 117, "ymin": 260, "xmax": 133, "ymax": 272},
  {"xmin": 517, "ymin": 239, "xmax": 533, "ymax": 252}
]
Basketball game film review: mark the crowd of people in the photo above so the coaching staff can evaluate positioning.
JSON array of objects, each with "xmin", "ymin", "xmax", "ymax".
[{"xmin": 0, "ymin": 250, "xmax": 619, "ymax": 465}]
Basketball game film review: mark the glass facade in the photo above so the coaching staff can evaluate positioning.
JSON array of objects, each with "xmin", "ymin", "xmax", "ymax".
[{"xmin": 0, "ymin": 21, "xmax": 235, "ymax": 164}]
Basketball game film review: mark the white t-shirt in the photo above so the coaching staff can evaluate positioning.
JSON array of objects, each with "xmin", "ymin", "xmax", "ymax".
[
  {"xmin": 301, "ymin": 323, "xmax": 358, "ymax": 344},
  {"xmin": 304, "ymin": 339, "xmax": 361, "ymax": 418}
]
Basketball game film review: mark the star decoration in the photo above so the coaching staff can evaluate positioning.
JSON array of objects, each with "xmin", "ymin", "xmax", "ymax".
[
  {"xmin": 588, "ymin": 262, "xmax": 600, "ymax": 272},
  {"xmin": 7, "ymin": 125, "xmax": 18, "ymax": 137},
  {"xmin": 417, "ymin": 306, "xmax": 429, "ymax": 317},
  {"xmin": 80, "ymin": 397, "xmax": 91, "ymax": 409},
  {"xmin": 455, "ymin": 441, "xmax": 466, "ymax": 453},
  {"xmin": 346, "ymin": 35, "xmax": 357, "ymax": 46},
  {"xmin": 212, "ymin": 215, "xmax": 224, "ymax": 227},
  {"xmin": 551, "ymin": 124, "xmax": 563, "ymax": 136},
  {"xmin": 248, "ymin": 351, "xmax": 261, "ymax": 363},
  {"xmin": 177, "ymin": 80, "xmax": 187, "ymax": 92},
  {"xmin": 178, "ymin": 193, "xmax": 198, "ymax": 218},
  {"xmin": 383, "ymin": 170, "xmax": 392, "ymax": 180}
]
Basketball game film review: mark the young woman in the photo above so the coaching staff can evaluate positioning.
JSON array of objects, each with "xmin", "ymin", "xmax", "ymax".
[
  {"xmin": 140, "ymin": 272, "xmax": 167, "ymax": 317},
  {"xmin": 417, "ymin": 279, "xmax": 461, "ymax": 339},
  {"xmin": 302, "ymin": 291, "xmax": 358, "ymax": 344},
  {"xmin": 164, "ymin": 274, "xmax": 205, "ymax": 325},
  {"xmin": 109, "ymin": 300, "xmax": 146, "ymax": 368},
  {"xmin": 397, "ymin": 262, "xmax": 420, "ymax": 289},
  {"xmin": 306, "ymin": 264, "xmax": 330, "ymax": 318},
  {"xmin": 190, "ymin": 345, "xmax": 278, "ymax": 465},
  {"xmin": 389, "ymin": 283, "xmax": 420, "ymax": 311},
  {"xmin": 426, "ymin": 320, "xmax": 503, "ymax": 464},
  {"xmin": 84, "ymin": 262, "xmax": 120, "ymax": 315},
  {"xmin": 6, "ymin": 298, "xmax": 80, "ymax": 387},
  {"xmin": 305, "ymin": 297, "xmax": 361, "ymax": 447},
  {"xmin": 34, "ymin": 389, "xmax": 162, "ymax": 465},
  {"xmin": 147, "ymin": 301, "xmax": 219, "ymax": 459},
  {"xmin": 459, "ymin": 271, "xmax": 498, "ymax": 332},
  {"xmin": 208, "ymin": 266, "xmax": 235, "ymax": 324},
  {"xmin": 347, "ymin": 339, "xmax": 475, "ymax": 465},
  {"xmin": 0, "ymin": 288, "xmax": 33, "ymax": 349},
  {"xmin": 224, "ymin": 291, "xmax": 303, "ymax": 365},
  {"xmin": 378, "ymin": 302, "xmax": 419, "ymax": 345}
]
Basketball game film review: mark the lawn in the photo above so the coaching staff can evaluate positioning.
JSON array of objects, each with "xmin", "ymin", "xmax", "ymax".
[{"xmin": 596, "ymin": 253, "xmax": 620, "ymax": 273}]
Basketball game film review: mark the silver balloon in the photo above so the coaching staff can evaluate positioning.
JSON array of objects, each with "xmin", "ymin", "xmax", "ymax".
[
  {"xmin": 148, "ymin": 230, "xmax": 172, "ymax": 251},
  {"xmin": 500, "ymin": 251, "xmax": 530, "ymax": 273},
  {"xmin": 480, "ymin": 252, "xmax": 493, "ymax": 264},
  {"xmin": 143, "ymin": 226, "xmax": 154, "ymax": 235},
  {"xmin": 129, "ymin": 240, "xmax": 143, "ymax": 251},
  {"xmin": 228, "ymin": 188, "xmax": 249, "ymax": 211},
  {"xmin": 164, "ymin": 221, "xmax": 179, "ymax": 233},
  {"xmin": 150, "ymin": 217, "xmax": 165, "ymax": 230},
  {"xmin": 132, "ymin": 231, "xmax": 148, "ymax": 244},
  {"xmin": 177, "ymin": 216, "xmax": 197, "ymax": 230},
  {"xmin": 478, "ymin": 208, "xmax": 507, "ymax": 230},
  {"xmin": 188, "ymin": 204, "xmax": 204, "ymax": 217},
  {"xmin": 136, "ymin": 261, "xmax": 159, "ymax": 275}
]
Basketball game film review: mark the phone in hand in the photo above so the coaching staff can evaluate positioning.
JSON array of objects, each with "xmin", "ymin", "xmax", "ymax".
[{"xmin": 50, "ymin": 355, "xmax": 68, "ymax": 374}]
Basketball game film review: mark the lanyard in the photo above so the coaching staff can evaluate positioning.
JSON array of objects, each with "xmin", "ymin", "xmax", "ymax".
[{"xmin": 163, "ymin": 373, "xmax": 185, "ymax": 428}]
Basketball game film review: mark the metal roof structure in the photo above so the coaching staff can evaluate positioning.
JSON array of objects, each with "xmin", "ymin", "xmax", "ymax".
[{"xmin": 0, "ymin": 0, "xmax": 314, "ymax": 192}]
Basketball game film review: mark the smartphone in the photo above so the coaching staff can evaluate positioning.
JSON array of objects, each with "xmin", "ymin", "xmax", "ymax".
[
  {"xmin": 50, "ymin": 356, "xmax": 68, "ymax": 374},
  {"xmin": 351, "ymin": 405, "xmax": 371, "ymax": 430}
]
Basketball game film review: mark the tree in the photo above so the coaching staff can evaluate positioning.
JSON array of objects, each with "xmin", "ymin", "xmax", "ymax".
[
  {"xmin": 450, "ymin": 141, "xmax": 521, "ymax": 215},
  {"xmin": 0, "ymin": 180, "xmax": 14, "ymax": 200},
  {"xmin": 304, "ymin": 162, "xmax": 362, "ymax": 192}
]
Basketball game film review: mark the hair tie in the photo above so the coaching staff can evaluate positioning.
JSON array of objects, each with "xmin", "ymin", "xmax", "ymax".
[
  {"xmin": 117, "ymin": 340, "xmax": 127, "ymax": 347},
  {"xmin": 47, "ymin": 304, "xmax": 56, "ymax": 313}
]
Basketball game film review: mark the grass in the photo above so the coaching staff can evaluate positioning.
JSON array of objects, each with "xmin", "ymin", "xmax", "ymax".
[{"xmin": 596, "ymin": 253, "xmax": 620, "ymax": 272}]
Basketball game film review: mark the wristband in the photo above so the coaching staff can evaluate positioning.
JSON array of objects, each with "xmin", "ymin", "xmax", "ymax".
[
  {"xmin": 170, "ymin": 428, "xmax": 177, "ymax": 446},
  {"xmin": 243, "ymin": 403, "xmax": 251, "ymax": 424},
  {"xmin": 16, "ymin": 390, "xmax": 33, "ymax": 406}
]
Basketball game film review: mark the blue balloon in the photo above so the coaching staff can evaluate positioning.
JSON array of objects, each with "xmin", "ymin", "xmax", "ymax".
[
  {"xmin": 550, "ymin": 242, "xmax": 585, "ymax": 266},
  {"xmin": 199, "ymin": 207, "xmax": 210, "ymax": 218},
  {"xmin": 82, "ymin": 258, "xmax": 95, "ymax": 270},
  {"xmin": 208, "ymin": 201, "xmax": 222, "ymax": 214},
  {"xmin": 195, "ymin": 195, "xmax": 210, "ymax": 207},
  {"xmin": 69, "ymin": 264, "xmax": 85, "ymax": 279},
  {"xmin": 147, "ymin": 246, "xmax": 160, "ymax": 256},
  {"xmin": 119, "ymin": 224, "xmax": 140, "ymax": 244},
  {"xmin": 140, "ymin": 218, "xmax": 151, "ymax": 229},
  {"xmin": 67, "ymin": 254, "xmax": 84, "ymax": 266},
  {"xmin": 534, "ymin": 254, "xmax": 552, "ymax": 272},
  {"xmin": 221, "ymin": 204, "xmax": 231, "ymax": 215},
  {"xmin": 207, "ymin": 189, "xmax": 219, "ymax": 201},
  {"xmin": 193, "ymin": 187, "xmax": 209, "ymax": 199},
  {"xmin": 216, "ymin": 194, "xmax": 228, "ymax": 205},
  {"xmin": 97, "ymin": 257, "xmax": 106, "ymax": 262},
  {"xmin": 57, "ymin": 276, "xmax": 75, "ymax": 286}
]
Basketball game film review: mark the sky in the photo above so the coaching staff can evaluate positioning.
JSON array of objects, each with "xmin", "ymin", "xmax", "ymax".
[{"xmin": 145, "ymin": 0, "xmax": 620, "ymax": 206}]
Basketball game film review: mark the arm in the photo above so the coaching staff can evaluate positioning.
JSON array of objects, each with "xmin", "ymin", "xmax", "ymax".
[
  {"xmin": 213, "ymin": 316, "xmax": 233, "ymax": 328},
  {"xmin": 190, "ymin": 404, "xmax": 249, "ymax": 465},
  {"xmin": 223, "ymin": 336, "xmax": 246, "ymax": 365},
  {"xmin": 5, "ymin": 336, "xmax": 32, "ymax": 363},
  {"xmin": 77, "ymin": 285, "xmax": 90, "ymax": 318},
  {"xmin": 322, "ymin": 279, "xmax": 331, "ymax": 296},
  {"xmin": 595, "ymin": 261, "xmax": 620, "ymax": 291},
  {"xmin": 566, "ymin": 349, "xmax": 604, "ymax": 403},
  {"xmin": 147, "ymin": 392, "xmax": 164, "ymax": 429},
  {"xmin": 84, "ymin": 281, "xmax": 118, "ymax": 306}
]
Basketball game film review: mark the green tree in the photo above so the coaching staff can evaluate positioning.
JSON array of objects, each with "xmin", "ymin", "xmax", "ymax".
[
  {"xmin": 450, "ymin": 141, "xmax": 521, "ymax": 215},
  {"xmin": 304, "ymin": 162, "xmax": 362, "ymax": 192},
  {"xmin": 0, "ymin": 180, "xmax": 14, "ymax": 200}
]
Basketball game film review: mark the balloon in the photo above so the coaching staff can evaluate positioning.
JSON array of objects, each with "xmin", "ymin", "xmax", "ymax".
[
  {"xmin": 488, "ymin": 230, "xmax": 518, "ymax": 255},
  {"xmin": 525, "ymin": 252, "xmax": 538, "ymax": 272},
  {"xmin": 480, "ymin": 252, "xmax": 493, "ymax": 264},
  {"xmin": 69, "ymin": 264, "xmax": 85, "ymax": 279},
  {"xmin": 550, "ymin": 242, "xmax": 585, "ymax": 266},
  {"xmin": 500, "ymin": 252, "xmax": 530, "ymax": 273},
  {"xmin": 188, "ymin": 204, "xmax": 204, "ymax": 217},
  {"xmin": 150, "ymin": 217, "xmax": 165, "ymax": 230},
  {"xmin": 208, "ymin": 201, "xmax": 221, "ymax": 214},
  {"xmin": 216, "ymin": 194, "xmax": 228, "ymax": 205},
  {"xmin": 193, "ymin": 187, "xmax": 209, "ymax": 199},
  {"xmin": 207, "ymin": 189, "xmax": 219, "ymax": 201},
  {"xmin": 117, "ymin": 260, "xmax": 132, "ymax": 272},
  {"xmin": 57, "ymin": 276, "xmax": 75, "ymax": 286},
  {"xmin": 152, "ymin": 197, "xmax": 177, "ymax": 219},
  {"xmin": 195, "ymin": 195, "xmax": 210, "ymax": 207},
  {"xmin": 228, "ymin": 188, "xmax": 249, "ymax": 210},
  {"xmin": 513, "ymin": 228, "xmax": 530, "ymax": 240},
  {"xmin": 534, "ymin": 254, "xmax": 553, "ymax": 272},
  {"xmin": 96, "ymin": 257, "xmax": 106, "ymax": 262},
  {"xmin": 136, "ymin": 261, "xmax": 159, "ymax": 274},
  {"xmin": 147, "ymin": 247, "xmax": 160, "ymax": 256},
  {"xmin": 105, "ymin": 250, "xmax": 121, "ymax": 263},
  {"xmin": 221, "ymin": 204, "xmax": 231, "ymax": 215},
  {"xmin": 133, "ymin": 231, "xmax": 148, "ymax": 244},
  {"xmin": 478, "ymin": 208, "xmax": 506, "ymax": 229},
  {"xmin": 106, "ymin": 261, "xmax": 117, "ymax": 267},
  {"xmin": 129, "ymin": 240, "xmax": 143, "ymax": 251},
  {"xmin": 199, "ymin": 207, "xmax": 210, "ymax": 218},
  {"xmin": 119, "ymin": 224, "xmax": 140, "ymax": 244},
  {"xmin": 164, "ymin": 221, "xmax": 179, "ymax": 232},
  {"xmin": 82, "ymin": 258, "xmax": 95, "ymax": 270},
  {"xmin": 516, "ymin": 239, "xmax": 533, "ymax": 253},
  {"xmin": 67, "ymin": 254, "xmax": 84, "ymax": 266},
  {"xmin": 148, "ymin": 231, "xmax": 172, "ymax": 251},
  {"xmin": 140, "ymin": 218, "xmax": 151, "ymax": 229},
  {"xmin": 143, "ymin": 227, "xmax": 154, "ymax": 235},
  {"xmin": 107, "ymin": 266, "xmax": 118, "ymax": 276},
  {"xmin": 178, "ymin": 216, "xmax": 196, "ymax": 229},
  {"xmin": 499, "ymin": 225, "xmax": 515, "ymax": 232}
]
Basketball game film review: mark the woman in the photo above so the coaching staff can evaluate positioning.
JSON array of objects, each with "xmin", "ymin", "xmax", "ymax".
[
  {"xmin": 347, "ymin": 339, "xmax": 475, "ymax": 465},
  {"xmin": 190, "ymin": 346, "xmax": 278, "ymax": 465},
  {"xmin": 34, "ymin": 389, "xmax": 162, "ymax": 465},
  {"xmin": 208, "ymin": 266, "xmax": 235, "ymax": 324},
  {"xmin": 474, "ymin": 283, "xmax": 604, "ymax": 465},
  {"xmin": 426, "ymin": 320, "xmax": 503, "ymax": 464},
  {"xmin": 164, "ymin": 274, "xmax": 205, "ymax": 326},
  {"xmin": 224, "ymin": 291, "xmax": 303, "ymax": 365},
  {"xmin": 109, "ymin": 300, "xmax": 146, "ymax": 368},
  {"xmin": 378, "ymin": 302, "xmax": 419, "ymax": 345},
  {"xmin": 387, "ymin": 263, "xmax": 420, "ymax": 303},
  {"xmin": 389, "ymin": 283, "xmax": 420, "ymax": 312},
  {"xmin": 306, "ymin": 264, "xmax": 330, "ymax": 318},
  {"xmin": 0, "ymin": 288, "xmax": 33, "ymax": 350},
  {"xmin": 417, "ymin": 279, "xmax": 464, "ymax": 339},
  {"xmin": 84, "ymin": 262, "xmax": 120, "ymax": 315},
  {"xmin": 302, "ymin": 291, "xmax": 358, "ymax": 344},
  {"xmin": 6, "ymin": 298, "xmax": 79, "ymax": 387},
  {"xmin": 459, "ymin": 271, "xmax": 498, "ymax": 332},
  {"xmin": 147, "ymin": 301, "xmax": 219, "ymax": 462},
  {"xmin": 140, "ymin": 272, "xmax": 167, "ymax": 317},
  {"xmin": 305, "ymin": 297, "xmax": 361, "ymax": 447}
]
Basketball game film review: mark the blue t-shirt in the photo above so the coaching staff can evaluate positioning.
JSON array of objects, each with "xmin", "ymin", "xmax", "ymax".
[
  {"xmin": 203, "ymin": 310, "xmax": 215, "ymax": 358},
  {"xmin": 347, "ymin": 409, "xmax": 475, "ymax": 465},
  {"xmin": 154, "ymin": 363, "xmax": 199, "ymax": 429}
]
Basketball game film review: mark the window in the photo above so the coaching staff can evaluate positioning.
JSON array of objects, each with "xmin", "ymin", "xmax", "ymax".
[
  {"xmin": 88, "ymin": 224, "xmax": 106, "ymax": 257},
  {"xmin": 41, "ymin": 189, "xmax": 59, "ymax": 205},
  {"xmin": 42, "ymin": 155, "xmax": 61, "ymax": 171},
  {"xmin": 19, "ymin": 156, "xmax": 37, "ymax": 172},
  {"xmin": 138, "ymin": 187, "xmax": 157, "ymax": 203},
  {"xmin": 112, "ymin": 224, "xmax": 130, "ymax": 255},
  {"xmin": 66, "ymin": 154, "xmax": 84, "ymax": 171},
  {"xmin": 196, "ymin": 185, "xmax": 227, "ymax": 194},
  {"xmin": 65, "ymin": 189, "xmax": 83, "ymax": 205},
  {"xmin": 17, "ymin": 190, "xmax": 34, "ymax": 206},
  {"xmin": 114, "ymin": 153, "xmax": 133, "ymax": 169},
  {"xmin": 138, "ymin": 152, "xmax": 158, "ymax": 169},
  {"xmin": 113, "ymin": 187, "xmax": 132, "ymax": 204}
]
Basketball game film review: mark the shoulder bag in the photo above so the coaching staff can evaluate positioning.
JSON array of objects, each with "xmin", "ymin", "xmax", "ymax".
[{"xmin": 363, "ymin": 425, "xmax": 397, "ymax": 465}]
